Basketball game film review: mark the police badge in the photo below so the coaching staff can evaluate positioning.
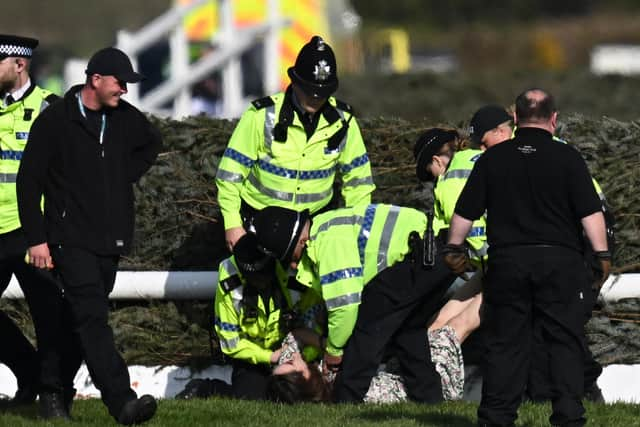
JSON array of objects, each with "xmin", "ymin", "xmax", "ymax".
[{"xmin": 313, "ymin": 60, "xmax": 331, "ymax": 82}]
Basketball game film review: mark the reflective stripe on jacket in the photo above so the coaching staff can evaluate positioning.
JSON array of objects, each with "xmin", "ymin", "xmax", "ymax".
[
  {"xmin": 216, "ymin": 90, "xmax": 375, "ymax": 230},
  {"xmin": 214, "ymin": 257, "xmax": 322, "ymax": 365},
  {"xmin": 0, "ymin": 85, "xmax": 54, "ymax": 233},
  {"xmin": 434, "ymin": 149, "xmax": 488, "ymax": 261},
  {"xmin": 295, "ymin": 203, "xmax": 427, "ymax": 356}
]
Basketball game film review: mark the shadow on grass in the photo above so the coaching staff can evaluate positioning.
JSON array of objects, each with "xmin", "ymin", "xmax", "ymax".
[{"xmin": 355, "ymin": 406, "xmax": 476, "ymax": 427}]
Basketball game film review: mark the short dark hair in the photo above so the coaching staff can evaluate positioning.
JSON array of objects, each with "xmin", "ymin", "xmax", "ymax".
[
  {"xmin": 266, "ymin": 368, "xmax": 331, "ymax": 403},
  {"xmin": 515, "ymin": 89, "xmax": 556, "ymax": 124}
]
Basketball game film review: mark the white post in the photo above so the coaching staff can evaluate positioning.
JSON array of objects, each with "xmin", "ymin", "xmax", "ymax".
[
  {"xmin": 117, "ymin": 30, "xmax": 140, "ymax": 107},
  {"xmin": 169, "ymin": 25, "xmax": 191, "ymax": 118},
  {"xmin": 263, "ymin": 0, "xmax": 280, "ymax": 94},
  {"xmin": 219, "ymin": 0, "xmax": 243, "ymax": 118}
]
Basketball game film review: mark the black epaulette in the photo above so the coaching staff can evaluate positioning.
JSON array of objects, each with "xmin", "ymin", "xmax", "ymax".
[
  {"xmin": 251, "ymin": 96, "xmax": 275, "ymax": 110},
  {"xmin": 334, "ymin": 99, "xmax": 354, "ymax": 115},
  {"xmin": 220, "ymin": 275, "xmax": 242, "ymax": 293},
  {"xmin": 287, "ymin": 276, "xmax": 310, "ymax": 292},
  {"xmin": 45, "ymin": 93, "xmax": 61, "ymax": 104}
]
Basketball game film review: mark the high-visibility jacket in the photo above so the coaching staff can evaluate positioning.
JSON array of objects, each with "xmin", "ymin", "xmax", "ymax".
[
  {"xmin": 0, "ymin": 84, "xmax": 56, "ymax": 234},
  {"xmin": 433, "ymin": 148, "xmax": 488, "ymax": 262},
  {"xmin": 216, "ymin": 88, "xmax": 375, "ymax": 230},
  {"xmin": 295, "ymin": 203, "xmax": 427, "ymax": 356},
  {"xmin": 214, "ymin": 257, "xmax": 323, "ymax": 365}
]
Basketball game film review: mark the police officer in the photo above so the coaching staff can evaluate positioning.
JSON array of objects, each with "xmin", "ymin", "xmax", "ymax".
[
  {"xmin": 252, "ymin": 204, "xmax": 456, "ymax": 403},
  {"xmin": 0, "ymin": 34, "xmax": 70, "ymax": 418},
  {"xmin": 216, "ymin": 35, "xmax": 375, "ymax": 251},
  {"xmin": 208, "ymin": 232, "xmax": 324, "ymax": 400},
  {"xmin": 446, "ymin": 89, "xmax": 610, "ymax": 426}
]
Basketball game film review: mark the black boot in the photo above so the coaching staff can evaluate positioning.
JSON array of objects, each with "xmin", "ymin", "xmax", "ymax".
[
  {"xmin": 584, "ymin": 383, "xmax": 605, "ymax": 403},
  {"xmin": 9, "ymin": 383, "xmax": 38, "ymax": 407},
  {"xmin": 39, "ymin": 392, "xmax": 71, "ymax": 420},
  {"xmin": 63, "ymin": 387, "xmax": 76, "ymax": 415},
  {"xmin": 117, "ymin": 395, "xmax": 157, "ymax": 425}
]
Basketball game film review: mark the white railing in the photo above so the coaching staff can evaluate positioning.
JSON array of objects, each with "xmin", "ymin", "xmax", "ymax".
[
  {"xmin": 119, "ymin": 0, "xmax": 288, "ymax": 119},
  {"xmin": 66, "ymin": 0, "xmax": 289, "ymax": 119},
  {"xmin": 2, "ymin": 272, "xmax": 639, "ymax": 302}
]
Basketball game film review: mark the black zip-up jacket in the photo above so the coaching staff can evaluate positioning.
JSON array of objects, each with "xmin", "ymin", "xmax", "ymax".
[{"xmin": 16, "ymin": 84, "xmax": 162, "ymax": 255}]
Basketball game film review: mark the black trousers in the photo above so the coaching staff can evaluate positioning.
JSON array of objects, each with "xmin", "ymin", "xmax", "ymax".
[
  {"xmin": 527, "ymin": 278, "xmax": 602, "ymax": 401},
  {"xmin": 0, "ymin": 228, "xmax": 69, "ymax": 394},
  {"xmin": 478, "ymin": 246, "xmax": 587, "ymax": 427},
  {"xmin": 333, "ymin": 250, "xmax": 456, "ymax": 403},
  {"xmin": 51, "ymin": 246, "xmax": 136, "ymax": 419},
  {"xmin": 230, "ymin": 360, "xmax": 271, "ymax": 400}
]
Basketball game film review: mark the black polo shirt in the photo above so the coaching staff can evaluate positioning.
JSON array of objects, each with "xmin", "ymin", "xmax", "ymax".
[{"xmin": 455, "ymin": 127, "xmax": 601, "ymax": 252}]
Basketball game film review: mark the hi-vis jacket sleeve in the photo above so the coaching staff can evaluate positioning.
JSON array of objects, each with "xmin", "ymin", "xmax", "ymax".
[
  {"xmin": 215, "ymin": 107, "xmax": 260, "ymax": 230},
  {"xmin": 338, "ymin": 117, "xmax": 375, "ymax": 207},
  {"xmin": 214, "ymin": 283, "xmax": 272, "ymax": 365},
  {"xmin": 311, "ymin": 235, "xmax": 364, "ymax": 357}
]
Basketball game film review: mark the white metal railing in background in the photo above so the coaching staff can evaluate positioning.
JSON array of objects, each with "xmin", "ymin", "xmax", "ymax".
[
  {"xmin": 3, "ymin": 272, "xmax": 639, "ymax": 302},
  {"xmin": 590, "ymin": 44, "xmax": 640, "ymax": 76},
  {"xmin": 63, "ymin": 0, "xmax": 289, "ymax": 119}
]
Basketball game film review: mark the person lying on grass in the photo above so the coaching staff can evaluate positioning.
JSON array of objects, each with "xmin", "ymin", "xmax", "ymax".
[{"xmin": 267, "ymin": 294, "xmax": 482, "ymax": 404}]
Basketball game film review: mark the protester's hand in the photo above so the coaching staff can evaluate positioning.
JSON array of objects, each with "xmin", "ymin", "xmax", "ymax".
[
  {"xmin": 270, "ymin": 348, "xmax": 283, "ymax": 364},
  {"xmin": 442, "ymin": 243, "xmax": 471, "ymax": 276},
  {"xmin": 27, "ymin": 243, "xmax": 54, "ymax": 269},
  {"xmin": 322, "ymin": 352, "xmax": 342, "ymax": 376},
  {"xmin": 225, "ymin": 227, "xmax": 246, "ymax": 252},
  {"xmin": 592, "ymin": 251, "xmax": 612, "ymax": 293}
]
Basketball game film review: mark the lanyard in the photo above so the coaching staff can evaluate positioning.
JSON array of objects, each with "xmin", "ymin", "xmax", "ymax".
[{"xmin": 76, "ymin": 92, "xmax": 106, "ymax": 146}]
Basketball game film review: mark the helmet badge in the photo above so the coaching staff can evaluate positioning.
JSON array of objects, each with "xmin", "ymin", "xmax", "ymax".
[{"xmin": 313, "ymin": 60, "xmax": 331, "ymax": 82}]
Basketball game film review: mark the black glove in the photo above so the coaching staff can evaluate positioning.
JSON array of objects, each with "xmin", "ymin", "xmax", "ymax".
[
  {"xmin": 442, "ymin": 243, "xmax": 471, "ymax": 276},
  {"xmin": 592, "ymin": 251, "xmax": 612, "ymax": 293}
]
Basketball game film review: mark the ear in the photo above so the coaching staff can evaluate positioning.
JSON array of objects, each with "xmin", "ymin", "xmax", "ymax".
[
  {"xmin": 513, "ymin": 110, "xmax": 518, "ymax": 125},
  {"xmin": 90, "ymin": 74, "xmax": 101, "ymax": 88},
  {"xmin": 550, "ymin": 111, "xmax": 558, "ymax": 131},
  {"xmin": 14, "ymin": 58, "xmax": 27, "ymax": 72}
]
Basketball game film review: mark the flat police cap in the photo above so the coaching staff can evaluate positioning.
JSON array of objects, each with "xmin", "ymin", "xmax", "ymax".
[{"xmin": 0, "ymin": 34, "xmax": 38, "ymax": 59}]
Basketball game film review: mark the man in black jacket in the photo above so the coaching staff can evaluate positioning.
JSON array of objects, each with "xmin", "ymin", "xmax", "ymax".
[
  {"xmin": 445, "ymin": 89, "xmax": 609, "ymax": 427},
  {"xmin": 16, "ymin": 47, "xmax": 161, "ymax": 425}
]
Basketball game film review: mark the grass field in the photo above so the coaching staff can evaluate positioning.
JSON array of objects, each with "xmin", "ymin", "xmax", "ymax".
[{"xmin": 1, "ymin": 398, "xmax": 639, "ymax": 426}]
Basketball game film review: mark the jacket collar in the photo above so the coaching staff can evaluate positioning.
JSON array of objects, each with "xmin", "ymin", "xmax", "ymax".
[{"xmin": 513, "ymin": 126, "xmax": 553, "ymax": 140}]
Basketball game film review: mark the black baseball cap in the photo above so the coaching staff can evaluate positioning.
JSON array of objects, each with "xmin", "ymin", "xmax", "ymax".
[
  {"xmin": 0, "ymin": 34, "xmax": 38, "ymax": 59},
  {"xmin": 288, "ymin": 36, "xmax": 338, "ymax": 99},
  {"xmin": 414, "ymin": 128, "xmax": 459, "ymax": 182},
  {"xmin": 469, "ymin": 105, "xmax": 512, "ymax": 144},
  {"xmin": 85, "ymin": 47, "xmax": 145, "ymax": 83}
]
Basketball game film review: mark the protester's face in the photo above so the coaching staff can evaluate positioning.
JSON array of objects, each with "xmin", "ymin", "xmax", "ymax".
[
  {"xmin": 292, "ymin": 84, "xmax": 326, "ymax": 114},
  {"xmin": 272, "ymin": 351, "xmax": 311, "ymax": 380},
  {"xmin": 0, "ymin": 57, "xmax": 20, "ymax": 95},
  {"xmin": 93, "ymin": 74, "xmax": 128, "ymax": 108}
]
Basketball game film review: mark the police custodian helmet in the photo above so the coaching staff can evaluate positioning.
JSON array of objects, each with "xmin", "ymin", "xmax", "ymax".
[{"xmin": 287, "ymin": 35, "xmax": 338, "ymax": 99}]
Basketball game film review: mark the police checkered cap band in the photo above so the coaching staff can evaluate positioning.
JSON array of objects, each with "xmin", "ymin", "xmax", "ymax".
[{"xmin": 0, "ymin": 44, "xmax": 33, "ymax": 58}]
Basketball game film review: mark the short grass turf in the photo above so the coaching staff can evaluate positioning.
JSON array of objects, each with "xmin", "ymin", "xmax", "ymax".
[{"xmin": 1, "ymin": 398, "xmax": 639, "ymax": 426}]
